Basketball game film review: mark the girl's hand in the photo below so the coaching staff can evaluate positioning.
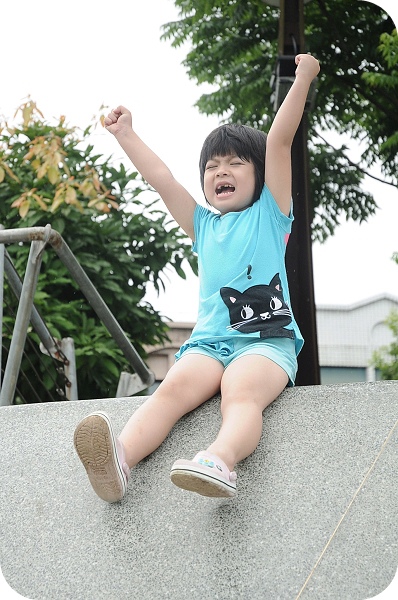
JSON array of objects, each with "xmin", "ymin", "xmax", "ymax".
[
  {"xmin": 104, "ymin": 105, "xmax": 133, "ymax": 136},
  {"xmin": 295, "ymin": 53, "xmax": 320, "ymax": 81}
]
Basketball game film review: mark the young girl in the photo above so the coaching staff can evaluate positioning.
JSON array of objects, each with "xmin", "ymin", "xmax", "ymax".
[{"xmin": 74, "ymin": 53, "xmax": 320, "ymax": 502}]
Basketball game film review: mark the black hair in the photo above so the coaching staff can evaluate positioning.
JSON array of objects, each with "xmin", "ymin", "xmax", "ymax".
[{"xmin": 199, "ymin": 123, "xmax": 267, "ymax": 204}]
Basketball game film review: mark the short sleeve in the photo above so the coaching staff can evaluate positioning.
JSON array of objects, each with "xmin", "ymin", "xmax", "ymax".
[
  {"xmin": 192, "ymin": 204, "xmax": 212, "ymax": 253},
  {"xmin": 259, "ymin": 184, "xmax": 293, "ymax": 233}
]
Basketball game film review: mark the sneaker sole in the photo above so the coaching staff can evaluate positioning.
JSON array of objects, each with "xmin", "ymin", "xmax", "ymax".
[
  {"xmin": 170, "ymin": 464, "xmax": 236, "ymax": 498},
  {"xmin": 73, "ymin": 412, "xmax": 126, "ymax": 503}
]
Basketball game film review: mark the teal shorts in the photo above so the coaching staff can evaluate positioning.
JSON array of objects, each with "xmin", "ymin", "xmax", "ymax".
[{"xmin": 175, "ymin": 337, "xmax": 298, "ymax": 386}]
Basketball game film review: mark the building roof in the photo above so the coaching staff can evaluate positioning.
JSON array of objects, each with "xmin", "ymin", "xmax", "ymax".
[{"xmin": 317, "ymin": 293, "xmax": 398, "ymax": 312}]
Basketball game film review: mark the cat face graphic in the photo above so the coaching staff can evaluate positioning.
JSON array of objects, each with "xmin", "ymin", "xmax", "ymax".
[{"xmin": 220, "ymin": 274, "xmax": 294, "ymax": 339}]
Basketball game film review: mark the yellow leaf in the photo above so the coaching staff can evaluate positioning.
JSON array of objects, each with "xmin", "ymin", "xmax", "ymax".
[
  {"xmin": 2, "ymin": 164, "xmax": 20, "ymax": 183},
  {"xmin": 0, "ymin": 166, "xmax": 4, "ymax": 183},
  {"xmin": 19, "ymin": 200, "xmax": 30, "ymax": 218},
  {"xmin": 80, "ymin": 180, "xmax": 95, "ymax": 197},
  {"xmin": 47, "ymin": 165, "xmax": 59, "ymax": 185},
  {"xmin": 65, "ymin": 186, "xmax": 77, "ymax": 204},
  {"xmin": 92, "ymin": 173, "xmax": 101, "ymax": 192},
  {"xmin": 37, "ymin": 164, "xmax": 47, "ymax": 179},
  {"xmin": 22, "ymin": 105, "xmax": 33, "ymax": 127},
  {"xmin": 95, "ymin": 201, "xmax": 110, "ymax": 213},
  {"xmin": 50, "ymin": 194, "xmax": 65, "ymax": 213},
  {"xmin": 33, "ymin": 194, "xmax": 48, "ymax": 211},
  {"xmin": 24, "ymin": 149, "xmax": 35, "ymax": 161}
]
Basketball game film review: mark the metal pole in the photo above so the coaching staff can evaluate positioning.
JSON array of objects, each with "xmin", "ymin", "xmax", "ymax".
[
  {"xmin": 53, "ymin": 238, "xmax": 155, "ymax": 388},
  {"xmin": 0, "ymin": 239, "xmax": 46, "ymax": 405},
  {"xmin": 60, "ymin": 338, "xmax": 78, "ymax": 401},
  {"xmin": 279, "ymin": 0, "xmax": 320, "ymax": 385},
  {"xmin": 4, "ymin": 249, "xmax": 58, "ymax": 353},
  {"xmin": 0, "ymin": 226, "xmax": 155, "ymax": 390}
]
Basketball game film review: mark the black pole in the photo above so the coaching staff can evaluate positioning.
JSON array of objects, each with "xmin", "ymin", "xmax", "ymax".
[{"xmin": 279, "ymin": 0, "xmax": 320, "ymax": 385}]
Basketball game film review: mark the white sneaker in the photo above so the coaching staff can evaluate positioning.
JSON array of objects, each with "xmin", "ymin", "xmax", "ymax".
[
  {"xmin": 170, "ymin": 451, "xmax": 237, "ymax": 498},
  {"xmin": 74, "ymin": 411, "xmax": 130, "ymax": 502}
]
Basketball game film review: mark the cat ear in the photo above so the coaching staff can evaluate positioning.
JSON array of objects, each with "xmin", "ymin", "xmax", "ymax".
[
  {"xmin": 269, "ymin": 273, "xmax": 282, "ymax": 292},
  {"xmin": 220, "ymin": 287, "xmax": 238, "ymax": 306}
]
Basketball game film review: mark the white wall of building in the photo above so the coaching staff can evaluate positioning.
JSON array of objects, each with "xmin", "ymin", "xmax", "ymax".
[{"xmin": 316, "ymin": 294, "xmax": 397, "ymax": 382}]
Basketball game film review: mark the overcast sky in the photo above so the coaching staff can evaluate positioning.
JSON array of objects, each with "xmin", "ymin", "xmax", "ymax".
[{"xmin": 1, "ymin": 0, "xmax": 397, "ymax": 324}]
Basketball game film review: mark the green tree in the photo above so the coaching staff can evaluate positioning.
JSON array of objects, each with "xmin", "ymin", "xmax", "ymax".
[
  {"xmin": 372, "ymin": 310, "xmax": 398, "ymax": 380},
  {"xmin": 162, "ymin": 0, "xmax": 397, "ymax": 241},
  {"xmin": 371, "ymin": 253, "xmax": 398, "ymax": 380},
  {"xmin": 0, "ymin": 99, "xmax": 197, "ymax": 402},
  {"xmin": 362, "ymin": 28, "xmax": 398, "ymax": 162}
]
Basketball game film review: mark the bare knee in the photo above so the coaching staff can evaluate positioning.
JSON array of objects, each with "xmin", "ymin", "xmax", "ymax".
[
  {"xmin": 220, "ymin": 356, "xmax": 288, "ymax": 413},
  {"xmin": 219, "ymin": 390, "xmax": 264, "ymax": 417},
  {"xmin": 220, "ymin": 378, "xmax": 285, "ymax": 414},
  {"xmin": 152, "ymin": 354, "xmax": 223, "ymax": 410}
]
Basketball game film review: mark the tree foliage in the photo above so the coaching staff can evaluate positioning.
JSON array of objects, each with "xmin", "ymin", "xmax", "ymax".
[
  {"xmin": 0, "ymin": 99, "xmax": 197, "ymax": 401},
  {"xmin": 361, "ymin": 28, "xmax": 398, "ymax": 160},
  {"xmin": 371, "ymin": 253, "xmax": 398, "ymax": 380},
  {"xmin": 372, "ymin": 309, "xmax": 398, "ymax": 380},
  {"xmin": 162, "ymin": 0, "xmax": 397, "ymax": 241}
]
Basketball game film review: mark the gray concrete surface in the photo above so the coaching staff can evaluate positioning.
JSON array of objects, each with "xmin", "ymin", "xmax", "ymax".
[{"xmin": 0, "ymin": 381, "xmax": 397, "ymax": 600}]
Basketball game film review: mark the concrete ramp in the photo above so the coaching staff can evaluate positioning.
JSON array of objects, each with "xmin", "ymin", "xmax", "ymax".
[{"xmin": 0, "ymin": 381, "xmax": 397, "ymax": 599}]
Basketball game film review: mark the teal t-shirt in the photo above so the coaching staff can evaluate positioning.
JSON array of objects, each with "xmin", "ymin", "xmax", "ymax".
[{"xmin": 179, "ymin": 184, "xmax": 304, "ymax": 356}]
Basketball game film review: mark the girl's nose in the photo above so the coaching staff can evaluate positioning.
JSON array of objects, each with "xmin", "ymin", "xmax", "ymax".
[{"xmin": 216, "ymin": 164, "xmax": 230, "ymax": 176}]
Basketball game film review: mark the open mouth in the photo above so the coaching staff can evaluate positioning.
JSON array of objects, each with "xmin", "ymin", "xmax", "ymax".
[{"xmin": 216, "ymin": 183, "xmax": 235, "ymax": 197}]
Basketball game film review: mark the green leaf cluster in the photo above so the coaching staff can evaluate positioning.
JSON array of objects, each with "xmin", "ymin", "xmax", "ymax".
[
  {"xmin": 0, "ymin": 100, "xmax": 197, "ymax": 401},
  {"xmin": 163, "ymin": 0, "xmax": 397, "ymax": 241},
  {"xmin": 370, "ymin": 254, "xmax": 398, "ymax": 381},
  {"xmin": 371, "ymin": 309, "xmax": 398, "ymax": 381},
  {"xmin": 361, "ymin": 29, "xmax": 398, "ymax": 159}
]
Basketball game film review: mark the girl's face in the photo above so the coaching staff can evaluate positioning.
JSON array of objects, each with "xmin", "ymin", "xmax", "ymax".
[{"xmin": 203, "ymin": 154, "xmax": 256, "ymax": 215}]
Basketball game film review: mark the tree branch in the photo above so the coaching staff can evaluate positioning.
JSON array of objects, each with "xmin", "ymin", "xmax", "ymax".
[{"xmin": 313, "ymin": 132, "xmax": 398, "ymax": 189}]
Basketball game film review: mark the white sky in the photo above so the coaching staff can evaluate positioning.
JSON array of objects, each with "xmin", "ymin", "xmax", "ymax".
[
  {"xmin": 1, "ymin": 4, "xmax": 398, "ymax": 599},
  {"xmin": 0, "ymin": 0, "xmax": 397, "ymax": 325}
]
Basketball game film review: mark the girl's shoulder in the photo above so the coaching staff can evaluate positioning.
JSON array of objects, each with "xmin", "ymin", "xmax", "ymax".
[{"xmin": 259, "ymin": 184, "xmax": 294, "ymax": 228}]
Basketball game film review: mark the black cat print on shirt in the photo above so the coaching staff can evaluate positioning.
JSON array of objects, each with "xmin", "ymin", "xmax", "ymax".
[{"xmin": 220, "ymin": 274, "xmax": 294, "ymax": 339}]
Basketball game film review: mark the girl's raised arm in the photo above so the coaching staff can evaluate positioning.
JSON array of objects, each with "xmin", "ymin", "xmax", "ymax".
[
  {"xmin": 105, "ymin": 106, "xmax": 197, "ymax": 240},
  {"xmin": 265, "ymin": 54, "xmax": 320, "ymax": 216}
]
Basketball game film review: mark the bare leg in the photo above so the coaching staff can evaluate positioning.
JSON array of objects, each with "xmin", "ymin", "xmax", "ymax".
[
  {"xmin": 119, "ymin": 354, "xmax": 224, "ymax": 468},
  {"xmin": 206, "ymin": 355, "xmax": 288, "ymax": 471}
]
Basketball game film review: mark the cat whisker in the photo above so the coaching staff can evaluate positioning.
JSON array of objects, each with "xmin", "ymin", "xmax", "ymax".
[
  {"xmin": 227, "ymin": 317, "xmax": 258, "ymax": 331},
  {"xmin": 273, "ymin": 309, "xmax": 291, "ymax": 316}
]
